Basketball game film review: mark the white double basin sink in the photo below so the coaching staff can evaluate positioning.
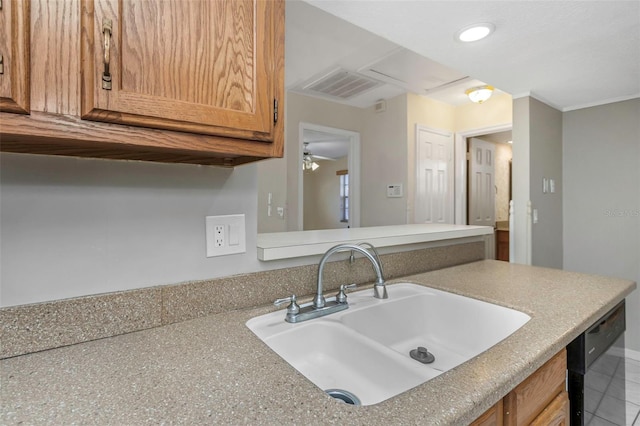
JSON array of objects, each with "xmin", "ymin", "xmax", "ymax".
[{"xmin": 246, "ymin": 283, "xmax": 530, "ymax": 406}]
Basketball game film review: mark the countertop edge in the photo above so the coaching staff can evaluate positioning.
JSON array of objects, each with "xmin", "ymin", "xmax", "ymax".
[{"xmin": 257, "ymin": 224, "xmax": 493, "ymax": 261}]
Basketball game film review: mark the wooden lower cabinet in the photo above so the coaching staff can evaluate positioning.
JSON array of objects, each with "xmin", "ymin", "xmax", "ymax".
[
  {"xmin": 496, "ymin": 230, "xmax": 510, "ymax": 261},
  {"xmin": 530, "ymin": 391, "xmax": 569, "ymax": 426},
  {"xmin": 472, "ymin": 350, "xmax": 567, "ymax": 426},
  {"xmin": 471, "ymin": 399, "xmax": 503, "ymax": 426}
]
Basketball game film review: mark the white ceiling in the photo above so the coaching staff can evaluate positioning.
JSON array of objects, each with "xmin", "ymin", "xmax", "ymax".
[
  {"xmin": 303, "ymin": 129, "xmax": 350, "ymax": 159},
  {"xmin": 287, "ymin": 0, "xmax": 498, "ymax": 107},
  {"xmin": 299, "ymin": 0, "xmax": 640, "ymax": 112},
  {"xmin": 476, "ymin": 130, "xmax": 512, "ymax": 145}
]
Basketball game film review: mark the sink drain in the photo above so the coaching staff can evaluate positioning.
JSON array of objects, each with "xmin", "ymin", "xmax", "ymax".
[
  {"xmin": 325, "ymin": 389, "xmax": 361, "ymax": 405},
  {"xmin": 410, "ymin": 346, "xmax": 435, "ymax": 364}
]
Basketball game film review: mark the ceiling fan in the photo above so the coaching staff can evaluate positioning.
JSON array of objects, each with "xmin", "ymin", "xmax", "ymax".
[
  {"xmin": 302, "ymin": 142, "xmax": 334, "ymax": 171},
  {"xmin": 303, "ymin": 142, "xmax": 335, "ymax": 161}
]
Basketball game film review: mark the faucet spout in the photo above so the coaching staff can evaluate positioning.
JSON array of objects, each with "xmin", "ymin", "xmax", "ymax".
[
  {"xmin": 353, "ymin": 242, "xmax": 387, "ymax": 298},
  {"xmin": 275, "ymin": 242, "xmax": 387, "ymax": 323},
  {"xmin": 315, "ymin": 243, "xmax": 386, "ymax": 308}
]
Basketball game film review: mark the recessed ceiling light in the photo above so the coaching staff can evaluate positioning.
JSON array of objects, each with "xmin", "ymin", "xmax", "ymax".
[{"xmin": 456, "ymin": 23, "xmax": 495, "ymax": 42}]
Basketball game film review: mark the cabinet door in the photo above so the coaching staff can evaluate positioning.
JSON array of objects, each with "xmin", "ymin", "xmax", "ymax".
[
  {"xmin": 81, "ymin": 0, "xmax": 282, "ymax": 143},
  {"xmin": 0, "ymin": 0, "xmax": 30, "ymax": 114},
  {"xmin": 471, "ymin": 399, "xmax": 504, "ymax": 426},
  {"xmin": 496, "ymin": 230, "xmax": 510, "ymax": 261},
  {"xmin": 503, "ymin": 350, "xmax": 567, "ymax": 425},
  {"xmin": 530, "ymin": 391, "xmax": 569, "ymax": 426}
]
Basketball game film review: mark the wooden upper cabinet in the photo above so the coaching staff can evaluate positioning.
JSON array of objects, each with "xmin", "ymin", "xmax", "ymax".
[
  {"xmin": 81, "ymin": 0, "xmax": 278, "ymax": 142},
  {"xmin": 1, "ymin": 0, "xmax": 283, "ymax": 166},
  {"xmin": 0, "ymin": 0, "xmax": 30, "ymax": 114}
]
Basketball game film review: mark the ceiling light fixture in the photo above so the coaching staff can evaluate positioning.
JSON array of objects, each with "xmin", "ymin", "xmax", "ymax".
[
  {"xmin": 302, "ymin": 156, "xmax": 320, "ymax": 171},
  {"xmin": 302, "ymin": 142, "xmax": 334, "ymax": 171},
  {"xmin": 456, "ymin": 23, "xmax": 495, "ymax": 42},
  {"xmin": 465, "ymin": 85, "xmax": 494, "ymax": 103}
]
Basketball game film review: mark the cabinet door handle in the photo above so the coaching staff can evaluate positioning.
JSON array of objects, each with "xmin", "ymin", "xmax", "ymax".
[
  {"xmin": 0, "ymin": 55, "xmax": 4, "ymax": 75},
  {"xmin": 102, "ymin": 18, "xmax": 113, "ymax": 90}
]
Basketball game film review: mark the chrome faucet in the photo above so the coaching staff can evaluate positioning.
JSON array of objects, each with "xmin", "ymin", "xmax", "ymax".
[
  {"xmin": 349, "ymin": 242, "xmax": 386, "ymax": 299},
  {"xmin": 315, "ymin": 243, "xmax": 387, "ymax": 307},
  {"xmin": 274, "ymin": 243, "xmax": 387, "ymax": 323}
]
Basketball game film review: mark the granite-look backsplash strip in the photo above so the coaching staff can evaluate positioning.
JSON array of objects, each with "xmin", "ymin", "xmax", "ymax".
[
  {"xmin": 1, "ymin": 241, "xmax": 484, "ymax": 359},
  {"xmin": 161, "ymin": 241, "xmax": 485, "ymax": 324},
  {"xmin": 0, "ymin": 288, "xmax": 163, "ymax": 359}
]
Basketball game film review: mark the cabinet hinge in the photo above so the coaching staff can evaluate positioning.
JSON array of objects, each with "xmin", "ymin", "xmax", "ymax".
[{"xmin": 273, "ymin": 99, "xmax": 278, "ymax": 123}]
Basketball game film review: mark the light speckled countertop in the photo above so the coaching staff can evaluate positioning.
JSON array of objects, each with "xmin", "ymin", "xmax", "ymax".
[{"xmin": 1, "ymin": 260, "xmax": 635, "ymax": 425}]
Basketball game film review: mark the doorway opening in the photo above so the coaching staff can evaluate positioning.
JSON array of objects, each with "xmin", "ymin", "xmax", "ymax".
[
  {"xmin": 298, "ymin": 123, "xmax": 361, "ymax": 231},
  {"xmin": 455, "ymin": 124, "xmax": 513, "ymax": 261}
]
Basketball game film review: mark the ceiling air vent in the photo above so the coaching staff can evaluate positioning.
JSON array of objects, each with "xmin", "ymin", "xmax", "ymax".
[{"xmin": 303, "ymin": 69, "xmax": 384, "ymax": 100}]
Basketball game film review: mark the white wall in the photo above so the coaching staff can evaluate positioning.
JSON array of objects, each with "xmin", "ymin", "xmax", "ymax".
[
  {"xmin": 0, "ymin": 152, "xmax": 264, "ymax": 307},
  {"xmin": 511, "ymin": 96, "xmax": 564, "ymax": 269},
  {"xmin": 563, "ymin": 98, "xmax": 640, "ymax": 355},
  {"xmin": 361, "ymin": 94, "xmax": 409, "ymax": 226},
  {"xmin": 512, "ymin": 97, "xmax": 532, "ymax": 265},
  {"xmin": 529, "ymin": 98, "xmax": 563, "ymax": 269},
  {"xmin": 455, "ymin": 93, "xmax": 513, "ymax": 132},
  {"xmin": 257, "ymin": 155, "xmax": 287, "ymax": 234}
]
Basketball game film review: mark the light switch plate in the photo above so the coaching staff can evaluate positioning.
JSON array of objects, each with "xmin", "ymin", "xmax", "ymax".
[{"xmin": 205, "ymin": 214, "xmax": 246, "ymax": 257}]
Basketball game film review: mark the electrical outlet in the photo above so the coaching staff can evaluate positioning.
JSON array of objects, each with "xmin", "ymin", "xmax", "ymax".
[
  {"xmin": 214, "ymin": 225, "xmax": 224, "ymax": 247},
  {"xmin": 205, "ymin": 215, "xmax": 246, "ymax": 257}
]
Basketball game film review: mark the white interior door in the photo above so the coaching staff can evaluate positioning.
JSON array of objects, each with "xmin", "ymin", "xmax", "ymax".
[
  {"xmin": 415, "ymin": 126, "xmax": 454, "ymax": 224},
  {"xmin": 468, "ymin": 137, "xmax": 496, "ymax": 227}
]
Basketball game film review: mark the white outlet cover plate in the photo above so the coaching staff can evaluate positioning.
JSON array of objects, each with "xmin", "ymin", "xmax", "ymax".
[{"xmin": 205, "ymin": 214, "xmax": 246, "ymax": 257}]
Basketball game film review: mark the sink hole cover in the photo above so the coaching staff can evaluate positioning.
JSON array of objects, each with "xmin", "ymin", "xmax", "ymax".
[
  {"xmin": 325, "ymin": 389, "xmax": 361, "ymax": 405},
  {"xmin": 410, "ymin": 346, "xmax": 435, "ymax": 364}
]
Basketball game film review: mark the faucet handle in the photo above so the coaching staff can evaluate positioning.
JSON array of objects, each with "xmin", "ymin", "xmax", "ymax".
[
  {"xmin": 274, "ymin": 295, "xmax": 300, "ymax": 315},
  {"xmin": 336, "ymin": 284, "xmax": 357, "ymax": 304}
]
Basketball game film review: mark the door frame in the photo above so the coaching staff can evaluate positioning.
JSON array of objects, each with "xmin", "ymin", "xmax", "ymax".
[
  {"xmin": 297, "ymin": 122, "xmax": 361, "ymax": 230},
  {"xmin": 454, "ymin": 123, "xmax": 512, "ymax": 225}
]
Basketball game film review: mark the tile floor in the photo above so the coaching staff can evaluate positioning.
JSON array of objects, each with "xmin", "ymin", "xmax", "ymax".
[{"xmin": 585, "ymin": 353, "xmax": 640, "ymax": 426}]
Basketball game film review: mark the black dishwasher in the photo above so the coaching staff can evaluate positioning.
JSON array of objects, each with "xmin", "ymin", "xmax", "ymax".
[{"xmin": 567, "ymin": 299, "xmax": 626, "ymax": 425}]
